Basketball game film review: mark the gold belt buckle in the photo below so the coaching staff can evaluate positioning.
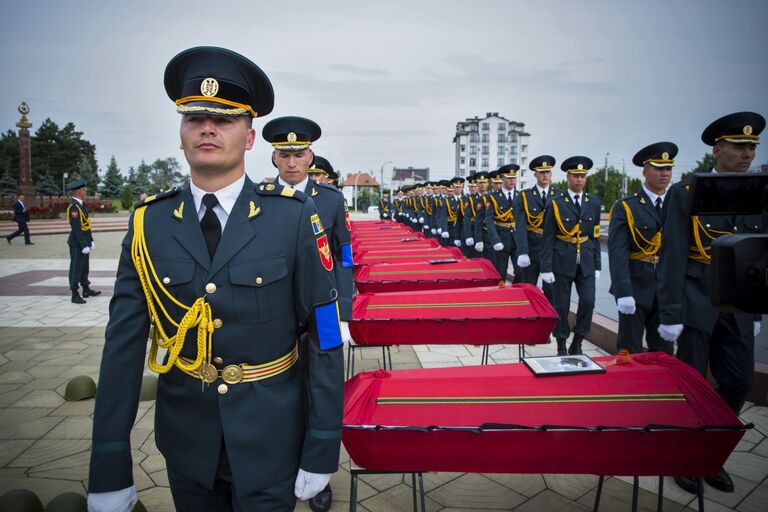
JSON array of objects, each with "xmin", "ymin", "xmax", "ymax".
[
  {"xmin": 650, "ymin": 255, "xmax": 659, "ymax": 264},
  {"xmin": 222, "ymin": 365, "xmax": 244, "ymax": 384}
]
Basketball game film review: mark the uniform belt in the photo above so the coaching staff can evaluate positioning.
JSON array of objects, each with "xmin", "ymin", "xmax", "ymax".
[
  {"xmin": 179, "ymin": 344, "xmax": 298, "ymax": 384},
  {"xmin": 629, "ymin": 252, "xmax": 659, "ymax": 264},
  {"xmin": 556, "ymin": 235, "xmax": 589, "ymax": 244},
  {"xmin": 494, "ymin": 221, "xmax": 515, "ymax": 228},
  {"xmin": 527, "ymin": 227, "xmax": 543, "ymax": 235}
]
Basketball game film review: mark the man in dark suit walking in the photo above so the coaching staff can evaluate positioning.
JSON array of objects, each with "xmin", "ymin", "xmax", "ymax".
[{"xmin": 5, "ymin": 193, "xmax": 33, "ymax": 245}]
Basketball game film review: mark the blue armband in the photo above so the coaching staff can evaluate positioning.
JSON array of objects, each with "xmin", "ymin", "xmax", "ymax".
[
  {"xmin": 314, "ymin": 301, "xmax": 343, "ymax": 350},
  {"xmin": 341, "ymin": 243, "xmax": 353, "ymax": 268}
]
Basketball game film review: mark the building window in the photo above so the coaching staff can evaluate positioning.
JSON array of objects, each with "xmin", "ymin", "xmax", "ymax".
[
  {"xmin": 482, "ymin": 146, "xmax": 489, "ymax": 155},
  {"xmin": 510, "ymin": 146, "xmax": 517, "ymax": 155},
  {"xmin": 470, "ymin": 158, "xmax": 476, "ymax": 167},
  {"xmin": 458, "ymin": 168, "xmax": 466, "ymax": 177},
  {"xmin": 482, "ymin": 122, "xmax": 489, "ymax": 131},
  {"xmin": 497, "ymin": 146, "xmax": 505, "ymax": 155},
  {"xmin": 497, "ymin": 134, "xmax": 507, "ymax": 143},
  {"xmin": 460, "ymin": 144, "xmax": 466, "ymax": 152},
  {"xmin": 481, "ymin": 133, "xmax": 489, "ymax": 143},
  {"xmin": 460, "ymin": 157, "xmax": 465, "ymax": 164},
  {"xmin": 498, "ymin": 123, "xmax": 506, "ymax": 131},
  {"xmin": 511, "ymin": 158, "xmax": 518, "ymax": 165},
  {"xmin": 521, "ymin": 145, "xmax": 528, "ymax": 153},
  {"xmin": 521, "ymin": 157, "xmax": 527, "ymax": 165},
  {"xmin": 469, "ymin": 134, "xmax": 479, "ymax": 143},
  {"xmin": 497, "ymin": 158, "xmax": 504, "ymax": 167},
  {"xmin": 470, "ymin": 146, "xmax": 477, "ymax": 155},
  {"xmin": 482, "ymin": 158, "xmax": 489, "ymax": 167},
  {"xmin": 510, "ymin": 133, "xmax": 518, "ymax": 143}
]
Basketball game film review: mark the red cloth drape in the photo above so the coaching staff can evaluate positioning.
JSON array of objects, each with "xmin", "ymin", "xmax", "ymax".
[{"xmin": 355, "ymin": 258, "xmax": 501, "ymax": 293}]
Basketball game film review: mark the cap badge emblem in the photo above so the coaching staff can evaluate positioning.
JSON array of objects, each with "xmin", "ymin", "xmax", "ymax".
[
  {"xmin": 577, "ymin": 164, "xmax": 584, "ymax": 170},
  {"xmin": 662, "ymin": 152, "xmax": 669, "ymax": 160},
  {"xmin": 266, "ymin": 183, "xmax": 275, "ymax": 191},
  {"xmin": 744, "ymin": 125, "xmax": 753, "ymax": 135},
  {"xmin": 200, "ymin": 78, "xmax": 219, "ymax": 97},
  {"xmin": 287, "ymin": 132, "xmax": 297, "ymax": 143}
]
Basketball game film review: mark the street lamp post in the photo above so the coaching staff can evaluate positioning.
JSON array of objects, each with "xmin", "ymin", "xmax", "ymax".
[
  {"xmin": 380, "ymin": 160, "xmax": 393, "ymax": 199},
  {"xmin": 353, "ymin": 172, "xmax": 361, "ymax": 212},
  {"xmin": 604, "ymin": 152, "xmax": 609, "ymax": 182},
  {"xmin": 62, "ymin": 172, "xmax": 68, "ymax": 196}
]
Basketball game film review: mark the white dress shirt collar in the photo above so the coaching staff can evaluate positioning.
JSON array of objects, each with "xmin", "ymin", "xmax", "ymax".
[
  {"xmin": 190, "ymin": 173, "xmax": 245, "ymax": 220},
  {"xmin": 278, "ymin": 175, "xmax": 309, "ymax": 193},
  {"xmin": 567, "ymin": 189, "xmax": 583, "ymax": 203}
]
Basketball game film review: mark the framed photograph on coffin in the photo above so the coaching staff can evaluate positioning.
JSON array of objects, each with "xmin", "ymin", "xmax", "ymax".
[{"xmin": 523, "ymin": 355, "xmax": 606, "ymax": 377}]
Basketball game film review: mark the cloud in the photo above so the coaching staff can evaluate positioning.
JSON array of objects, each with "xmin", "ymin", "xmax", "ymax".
[{"xmin": 326, "ymin": 64, "xmax": 389, "ymax": 76}]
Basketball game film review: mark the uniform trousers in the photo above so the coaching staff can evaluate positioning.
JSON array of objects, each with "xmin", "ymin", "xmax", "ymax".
[
  {"xmin": 617, "ymin": 299, "xmax": 671, "ymax": 354},
  {"xmin": 491, "ymin": 229, "xmax": 521, "ymax": 283},
  {"xmin": 551, "ymin": 266, "xmax": 595, "ymax": 340},
  {"xmin": 522, "ymin": 260, "xmax": 554, "ymax": 305},
  {"xmin": 68, "ymin": 246, "xmax": 90, "ymax": 290},
  {"xmin": 677, "ymin": 313, "xmax": 754, "ymax": 415},
  {"xmin": 167, "ymin": 440, "xmax": 296, "ymax": 512}
]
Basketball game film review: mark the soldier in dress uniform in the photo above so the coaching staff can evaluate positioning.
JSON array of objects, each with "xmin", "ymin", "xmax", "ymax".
[
  {"xmin": 435, "ymin": 180, "xmax": 451, "ymax": 245},
  {"xmin": 658, "ymin": 112, "xmax": 766, "ymax": 495},
  {"xmin": 66, "ymin": 180, "xmax": 101, "ymax": 304},
  {"xmin": 514, "ymin": 155, "xmax": 564, "ymax": 302},
  {"xmin": 608, "ymin": 142, "xmax": 675, "ymax": 354},
  {"xmin": 446, "ymin": 177, "xmax": 465, "ymax": 249},
  {"xmin": 461, "ymin": 177, "xmax": 479, "ymax": 257},
  {"xmin": 378, "ymin": 192, "xmax": 391, "ymax": 220},
  {"xmin": 486, "ymin": 164, "xmax": 525, "ymax": 282},
  {"xmin": 472, "ymin": 171, "xmax": 493, "ymax": 260},
  {"xmin": 490, "ymin": 169, "xmax": 503, "ymax": 192},
  {"xmin": 87, "ymin": 47, "xmax": 344, "ymax": 512},
  {"xmin": 540, "ymin": 157, "xmax": 602, "ymax": 356}
]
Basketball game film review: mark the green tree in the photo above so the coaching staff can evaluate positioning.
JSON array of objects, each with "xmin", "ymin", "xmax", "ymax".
[
  {"xmin": 120, "ymin": 184, "xmax": 134, "ymax": 210},
  {"xmin": 35, "ymin": 172, "xmax": 60, "ymax": 196},
  {"xmin": 99, "ymin": 156, "xmax": 124, "ymax": 198},
  {"xmin": 0, "ymin": 171, "xmax": 16, "ymax": 196},
  {"xmin": 0, "ymin": 130, "xmax": 20, "ymax": 179},
  {"xmin": 681, "ymin": 153, "xmax": 715, "ymax": 181},
  {"xmin": 149, "ymin": 157, "xmax": 183, "ymax": 191},
  {"xmin": 30, "ymin": 118, "xmax": 97, "ymax": 187},
  {"xmin": 357, "ymin": 187, "xmax": 373, "ymax": 212},
  {"xmin": 127, "ymin": 161, "xmax": 153, "ymax": 195},
  {"xmin": 76, "ymin": 157, "xmax": 100, "ymax": 192}
]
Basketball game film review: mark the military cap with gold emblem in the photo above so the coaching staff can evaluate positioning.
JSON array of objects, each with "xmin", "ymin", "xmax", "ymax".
[
  {"xmin": 489, "ymin": 170, "xmax": 502, "ymax": 183},
  {"xmin": 701, "ymin": 111, "xmax": 765, "ymax": 146},
  {"xmin": 529, "ymin": 155, "xmax": 556, "ymax": 172},
  {"xmin": 474, "ymin": 171, "xmax": 490, "ymax": 183},
  {"xmin": 561, "ymin": 156, "xmax": 593, "ymax": 174},
  {"xmin": 67, "ymin": 179, "xmax": 87, "ymax": 191},
  {"xmin": 498, "ymin": 163, "xmax": 520, "ymax": 178},
  {"xmin": 309, "ymin": 155, "xmax": 334, "ymax": 178},
  {"xmin": 632, "ymin": 142, "xmax": 678, "ymax": 168},
  {"xmin": 164, "ymin": 46, "xmax": 274, "ymax": 118},
  {"xmin": 438, "ymin": 179, "xmax": 451, "ymax": 188},
  {"xmin": 262, "ymin": 115, "xmax": 321, "ymax": 151},
  {"xmin": 450, "ymin": 176, "xmax": 465, "ymax": 186}
]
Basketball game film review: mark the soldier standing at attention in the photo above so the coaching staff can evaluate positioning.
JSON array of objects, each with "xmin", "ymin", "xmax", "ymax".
[
  {"xmin": 486, "ymin": 164, "xmax": 525, "ymax": 282},
  {"xmin": 540, "ymin": 157, "xmax": 602, "ymax": 356},
  {"xmin": 472, "ymin": 171, "xmax": 492, "ymax": 260},
  {"xmin": 461, "ymin": 177, "xmax": 479, "ymax": 257},
  {"xmin": 447, "ymin": 177, "xmax": 465, "ymax": 249},
  {"xmin": 87, "ymin": 47, "xmax": 344, "ymax": 511},
  {"xmin": 378, "ymin": 191, "xmax": 391, "ymax": 220},
  {"xmin": 608, "ymin": 142, "xmax": 675, "ymax": 354},
  {"xmin": 514, "ymin": 156, "xmax": 563, "ymax": 301},
  {"xmin": 66, "ymin": 180, "xmax": 100, "ymax": 304},
  {"xmin": 435, "ymin": 180, "xmax": 451, "ymax": 245},
  {"xmin": 658, "ymin": 112, "xmax": 766, "ymax": 495}
]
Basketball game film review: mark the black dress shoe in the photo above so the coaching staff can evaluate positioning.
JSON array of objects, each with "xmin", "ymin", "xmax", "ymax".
[
  {"xmin": 568, "ymin": 336, "xmax": 583, "ymax": 355},
  {"xmin": 556, "ymin": 339, "xmax": 568, "ymax": 356},
  {"xmin": 309, "ymin": 484, "xmax": 332, "ymax": 512},
  {"xmin": 6, "ymin": 237, "xmax": 11, "ymax": 245},
  {"xmin": 82, "ymin": 287, "xmax": 101, "ymax": 297},
  {"xmin": 674, "ymin": 476, "xmax": 700, "ymax": 494},
  {"xmin": 71, "ymin": 291, "xmax": 86, "ymax": 304},
  {"xmin": 705, "ymin": 468, "xmax": 734, "ymax": 493},
  {"xmin": 25, "ymin": 242, "xmax": 34, "ymax": 245}
]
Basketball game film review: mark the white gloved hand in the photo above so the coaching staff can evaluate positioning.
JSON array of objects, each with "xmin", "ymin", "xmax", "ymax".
[
  {"xmin": 340, "ymin": 321, "xmax": 352, "ymax": 345},
  {"xmin": 88, "ymin": 485, "xmax": 137, "ymax": 512},
  {"xmin": 658, "ymin": 324, "xmax": 684, "ymax": 342},
  {"xmin": 474, "ymin": 242, "xmax": 484, "ymax": 252},
  {"xmin": 595, "ymin": 270, "xmax": 601, "ymax": 279},
  {"xmin": 755, "ymin": 321, "xmax": 762, "ymax": 337},
  {"xmin": 82, "ymin": 247, "xmax": 91, "ymax": 255},
  {"xmin": 419, "ymin": 217, "xmax": 425, "ymax": 224},
  {"xmin": 465, "ymin": 237, "xmax": 475, "ymax": 246},
  {"xmin": 430, "ymin": 228, "xmax": 436, "ymax": 234},
  {"xmin": 541, "ymin": 272, "xmax": 555, "ymax": 284},
  {"xmin": 517, "ymin": 254, "xmax": 531, "ymax": 268},
  {"xmin": 617, "ymin": 296, "xmax": 636, "ymax": 315},
  {"xmin": 453, "ymin": 239, "xmax": 461, "ymax": 247},
  {"xmin": 294, "ymin": 469, "xmax": 332, "ymax": 501},
  {"xmin": 493, "ymin": 242, "xmax": 504, "ymax": 251},
  {"xmin": 437, "ymin": 228, "xmax": 442, "ymax": 234},
  {"xmin": 90, "ymin": 241, "xmax": 96, "ymax": 251},
  {"xmin": 441, "ymin": 232, "xmax": 449, "ymax": 239}
]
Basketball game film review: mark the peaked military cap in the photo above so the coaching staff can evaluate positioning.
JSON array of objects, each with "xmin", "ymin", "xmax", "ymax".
[
  {"xmin": 632, "ymin": 142, "xmax": 678, "ymax": 167},
  {"xmin": 451, "ymin": 176, "xmax": 465, "ymax": 185},
  {"xmin": 438, "ymin": 179, "xmax": 451, "ymax": 187},
  {"xmin": 67, "ymin": 179, "xmax": 86, "ymax": 191},
  {"xmin": 498, "ymin": 164, "xmax": 520, "ymax": 178},
  {"xmin": 474, "ymin": 171, "xmax": 490, "ymax": 183},
  {"xmin": 561, "ymin": 156, "xmax": 593, "ymax": 174},
  {"xmin": 164, "ymin": 46, "xmax": 274, "ymax": 118},
  {"xmin": 309, "ymin": 155, "xmax": 334, "ymax": 176},
  {"xmin": 489, "ymin": 170, "xmax": 502, "ymax": 182},
  {"xmin": 701, "ymin": 111, "xmax": 765, "ymax": 146},
  {"xmin": 262, "ymin": 116, "xmax": 321, "ymax": 151},
  {"xmin": 530, "ymin": 155, "xmax": 556, "ymax": 171}
]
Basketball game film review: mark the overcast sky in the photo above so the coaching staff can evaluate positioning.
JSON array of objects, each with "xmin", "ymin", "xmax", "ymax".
[{"xmin": 2, "ymin": 0, "xmax": 767, "ymax": 185}]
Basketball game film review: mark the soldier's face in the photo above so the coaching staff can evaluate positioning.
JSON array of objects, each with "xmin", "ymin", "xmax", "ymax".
[
  {"xmin": 274, "ymin": 149, "xmax": 313, "ymax": 185},
  {"xmin": 713, "ymin": 141, "xmax": 756, "ymax": 172},
  {"xmin": 567, "ymin": 173, "xmax": 586, "ymax": 192},
  {"xmin": 469, "ymin": 184, "xmax": 477, "ymax": 194},
  {"xmin": 478, "ymin": 182, "xmax": 488, "ymax": 193},
  {"xmin": 308, "ymin": 172, "xmax": 326, "ymax": 183},
  {"xmin": 643, "ymin": 165, "xmax": 672, "ymax": 192},
  {"xmin": 453, "ymin": 185, "xmax": 463, "ymax": 195},
  {"xmin": 535, "ymin": 170, "xmax": 551, "ymax": 187},
  {"xmin": 180, "ymin": 115, "xmax": 255, "ymax": 174},
  {"xmin": 502, "ymin": 176, "xmax": 516, "ymax": 190},
  {"xmin": 73, "ymin": 188, "xmax": 87, "ymax": 200}
]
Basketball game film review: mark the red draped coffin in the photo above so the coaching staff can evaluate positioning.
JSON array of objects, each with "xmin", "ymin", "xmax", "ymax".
[
  {"xmin": 342, "ymin": 353, "xmax": 746, "ymax": 476},
  {"xmin": 353, "ymin": 238, "xmax": 439, "ymax": 253},
  {"xmin": 354, "ymin": 247, "xmax": 464, "ymax": 266},
  {"xmin": 350, "ymin": 284, "xmax": 557, "ymax": 345},
  {"xmin": 355, "ymin": 259, "xmax": 501, "ymax": 294}
]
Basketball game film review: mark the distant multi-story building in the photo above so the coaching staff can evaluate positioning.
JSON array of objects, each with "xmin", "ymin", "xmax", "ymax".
[
  {"xmin": 390, "ymin": 166, "xmax": 430, "ymax": 190},
  {"xmin": 453, "ymin": 112, "xmax": 531, "ymax": 189}
]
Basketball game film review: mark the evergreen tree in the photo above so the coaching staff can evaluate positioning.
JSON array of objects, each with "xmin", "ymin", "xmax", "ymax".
[
  {"xmin": 0, "ymin": 130, "xmax": 20, "ymax": 179},
  {"xmin": 0, "ymin": 171, "xmax": 16, "ymax": 196},
  {"xmin": 681, "ymin": 154, "xmax": 715, "ymax": 181},
  {"xmin": 149, "ymin": 157, "xmax": 183, "ymax": 191},
  {"xmin": 128, "ymin": 160, "xmax": 153, "ymax": 194},
  {"xmin": 99, "ymin": 156, "xmax": 124, "ymax": 198},
  {"xmin": 35, "ymin": 172, "xmax": 60, "ymax": 196},
  {"xmin": 120, "ymin": 184, "xmax": 134, "ymax": 210},
  {"xmin": 77, "ymin": 157, "xmax": 100, "ymax": 192},
  {"xmin": 30, "ymin": 118, "xmax": 97, "ymax": 187}
]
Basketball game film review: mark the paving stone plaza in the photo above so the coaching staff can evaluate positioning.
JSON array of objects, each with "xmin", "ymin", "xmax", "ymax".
[{"xmin": 1, "ymin": 215, "xmax": 766, "ymax": 511}]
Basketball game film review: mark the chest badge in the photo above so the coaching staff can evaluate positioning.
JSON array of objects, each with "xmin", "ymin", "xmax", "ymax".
[
  {"xmin": 173, "ymin": 201, "xmax": 184, "ymax": 219},
  {"xmin": 248, "ymin": 201, "xmax": 261, "ymax": 219}
]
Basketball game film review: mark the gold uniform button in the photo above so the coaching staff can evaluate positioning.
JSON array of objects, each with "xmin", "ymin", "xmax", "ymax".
[
  {"xmin": 255, "ymin": 277, "xmax": 263, "ymax": 285},
  {"xmin": 213, "ymin": 356, "xmax": 223, "ymax": 365},
  {"xmin": 162, "ymin": 277, "xmax": 171, "ymax": 285},
  {"xmin": 205, "ymin": 283, "xmax": 217, "ymax": 294},
  {"xmin": 213, "ymin": 318, "xmax": 223, "ymax": 329},
  {"xmin": 217, "ymin": 384, "xmax": 228, "ymax": 395}
]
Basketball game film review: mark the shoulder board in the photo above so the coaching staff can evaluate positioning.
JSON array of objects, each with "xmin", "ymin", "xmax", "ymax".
[
  {"xmin": 134, "ymin": 187, "xmax": 182, "ymax": 209},
  {"xmin": 256, "ymin": 182, "xmax": 307, "ymax": 202},
  {"xmin": 316, "ymin": 181, "xmax": 343, "ymax": 195}
]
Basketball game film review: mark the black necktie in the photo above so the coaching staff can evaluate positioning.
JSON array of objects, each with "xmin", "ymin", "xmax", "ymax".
[
  {"xmin": 541, "ymin": 189, "xmax": 546, "ymax": 202},
  {"xmin": 201, "ymin": 193, "xmax": 221, "ymax": 260},
  {"xmin": 574, "ymin": 194, "xmax": 581, "ymax": 213},
  {"xmin": 655, "ymin": 197, "xmax": 662, "ymax": 216}
]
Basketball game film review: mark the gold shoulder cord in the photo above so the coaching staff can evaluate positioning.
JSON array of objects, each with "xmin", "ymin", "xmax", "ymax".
[
  {"xmin": 66, "ymin": 204, "xmax": 92, "ymax": 231},
  {"xmin": 621, "ymin": 201, "xmax": 661, "ymax": 258},
  {"xmin": 131, "ymin": 206, "xmax": 213, "ymax": 376},
  {"xmin": 522, "ymin": 192, "xmax": 543, "ymax": 230},
  {"xmin": 446, "ymin": 199, "xmax": 457, "ymax": 223},
  {"xmin": 490, "ymin": 195, "xmax": 513, "ymax": 223},
  {"xmin": 468, "ymin": 196, "xmax": 477, "ymax": 221},
  {"xmin": 689, "ymin": 215, "xmax": 731, "ymax": 264},
  {"xmin": 552, "ymin": 200, "xmax": 583, "ymax": 254}
]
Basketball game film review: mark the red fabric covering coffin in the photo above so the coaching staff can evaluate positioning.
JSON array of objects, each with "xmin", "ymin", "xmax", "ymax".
[
  {"xmin": 350, "ymin": 284, "xmax": 557, "ymax": 345},
  {"xmin": 350, "ymin": 220, "xmax": 399, "ymax": 228},
  {"xmin": 342, "ymin": 353, "xmax": 745, "ymax": 476},
  {"xmin": 353, "ymin": 238, "xmax": 439, "ymax": 253},
  {"xmin": 354, "ymin": 247, "xmax": 464, "ymax": 266},
  {"xmin": 355, "ymin": 259, "xmax": 501, "ymax": 294},
  {"xmin": 352, "ymin": 230, "xmax": 421, "ymax": 243}
]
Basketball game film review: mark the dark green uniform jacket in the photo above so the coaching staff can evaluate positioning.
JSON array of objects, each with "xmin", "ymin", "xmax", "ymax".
[{"xmin": 540, "ymin": 192, "xmax": 602, "ymax": 277}]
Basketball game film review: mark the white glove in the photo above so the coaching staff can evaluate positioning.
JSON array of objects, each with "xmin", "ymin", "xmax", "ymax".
[
  {"xmin": 82, "ymin": 247, "xmax": 91, "ymax": 255},
  {"xmin": 430, "ymin": 228, "xmax": 436, "ymax": 234},
  {"xmin": 88, "ymin": 485, "xmax": 137, "ymax": 512},
  {"xmin": 90, "ymin": 241, "xmax": 96, "ymax": 251},
  {"xmin": 595, "ymin": 270, "xmax": 601, "ymax": 279},
  {"xmin": 437, "ymin": 228, "xmax": 442, "ymax": 234},
  {"xmin": 453, "ymin": 239, "xmax": 461, "ymax": 247},
  {"xmin": 474, "ymin": 242, "xmax": 484, "ymax": 252},
  {"xmin": 755, "ymin": 321, "xmax": 762, "ymax": 337},
  {"xmin": 493, "ymin": 242, "xmax": 504, "ymax": 251},
  {"xmin": 441, "ymin": 232, "xmax": 450, "ymax": 239},
  {"xmin": 419, "ymin": 217, "xmax": 425, "ymax": 224},
  {"xmin": 658, "ymin": 324, "xmax": 684, "ymax": 342},
  {"xmin": 465, "ymin": 237, "xmax": 475, "ymax": 246},
  {"xmin": 294, "ymin": 469, "xmax": 332, "ymax": 501},
  {"xmin": 617, "ymin": 296, "xmax": 636, "ymax": 315},
  {"xmin": 517, "ymin": 254, "xmax": 531, "ymax": 268},
  {"xmin": 541, "ymin": 272, "xmax": 555, "ymax": 284},
  {"xmin": 340, "ymin": 321, "xmax": 352, "ymax": 345}
]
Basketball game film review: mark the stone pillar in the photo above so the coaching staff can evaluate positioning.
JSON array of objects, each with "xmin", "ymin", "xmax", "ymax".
[{"xmin": 16, "ymin": 102, "xmax": 37, "ymax": 206}]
